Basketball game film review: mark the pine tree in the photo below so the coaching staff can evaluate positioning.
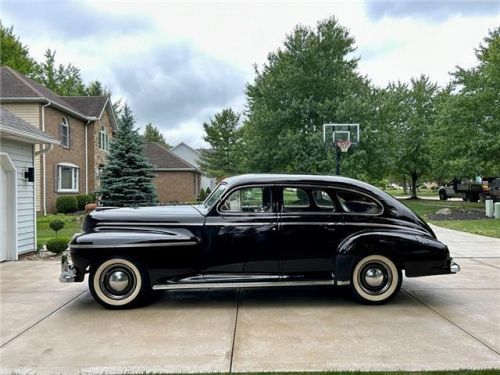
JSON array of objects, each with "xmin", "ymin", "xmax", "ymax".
[
  {"xmin": 98, "ymin": 104, "xmax": 157, "ymax": 207},
  {"xmin": 142, "ymin": 123, "xmax": 171, "ymax": 149}
]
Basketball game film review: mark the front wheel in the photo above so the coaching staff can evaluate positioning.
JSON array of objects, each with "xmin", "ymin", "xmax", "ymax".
[
  {"xmin": 351, "ymin": 254, "xmax": 402, "ymax": 304},
  {"xmin": 89, "ymin": 257, "xmax": 149, "ymax": 309}
]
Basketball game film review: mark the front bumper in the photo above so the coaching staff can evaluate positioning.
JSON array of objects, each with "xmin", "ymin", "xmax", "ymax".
[
  {"xmin": 449, "ymin": 258, "xmax": 460, "ymax": 273},
  {"xmin": 59, "ymin": 254, "xmax": 77, "ymax": 283}
]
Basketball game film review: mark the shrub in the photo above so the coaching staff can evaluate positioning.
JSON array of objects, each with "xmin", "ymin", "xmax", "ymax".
[
  {"xmin": 46, "ymin": 237, "xmax": 70, "ymax": 255},
  {"xmin": 75, "ymin": 194, "xmax": 94, "ymax": 210},
  {"xmin": 49, "ymin": 219, "xmax": 65, "ymax": 237},
  {"xmin": 56, "ymin": 196, "xmax": 78, "ymax": 213},
  {"xmin": 205, "ymin": 187, "xmax": 211, "ymax": 195},
  {"xmin": 198, "ymin": 189, "xmax": 207, "ymax": 202}
]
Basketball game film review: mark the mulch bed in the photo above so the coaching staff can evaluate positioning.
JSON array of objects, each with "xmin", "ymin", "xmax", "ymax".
[
  {"xmin": 428, "ymin": 210, "xmax": 492, "ymax": 221},
  {"xmin": 19, "ymin": 251, "xmax": 62, "ymax": 262}
]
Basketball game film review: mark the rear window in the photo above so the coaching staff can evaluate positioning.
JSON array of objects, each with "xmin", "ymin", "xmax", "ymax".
[{"xmin": 337, "ymin": 190, "xmax": 382, "ymax": 215}]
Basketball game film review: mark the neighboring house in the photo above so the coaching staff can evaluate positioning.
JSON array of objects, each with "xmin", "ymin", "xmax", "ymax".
[
  {"xmin": 0, "ymin": 108, "xmax": 58, "ymax": 260},
  {"xmin": 0, "ymin": 66, "xmax": 117, "ymax": 214},
  {"xmin": 144, "ymin": 142, "xmax": 201, "ymax": 202},
  {"xmin": 170, "ymin": 142, "xmax": 217, "ymax": 191}
]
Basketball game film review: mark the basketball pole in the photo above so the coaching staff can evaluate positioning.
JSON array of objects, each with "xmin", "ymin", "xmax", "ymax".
[{"xmin": 335, "ymin": 144, "xmax": 341, "ymax": 176}]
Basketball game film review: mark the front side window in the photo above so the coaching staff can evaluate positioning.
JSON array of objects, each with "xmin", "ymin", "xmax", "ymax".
[
  {"xmin": 337, "ymin": 190, "xmax": 382, "ymax": 215},
  {"xmin": 59, "ymin": 118, "xmax": 69, "ymax": 147},
  {"xmin": 58, "ymin": 165, "xmax": 79, "ymax": 192},
  {"xmin": 220, "ymin": 186, "xmax": 272, "ymax": 213}
]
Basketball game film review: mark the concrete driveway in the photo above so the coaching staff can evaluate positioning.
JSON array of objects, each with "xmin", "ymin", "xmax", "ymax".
[{"xmin": 1, "ymin": 226, "xmax": 500, "ymax": 374}]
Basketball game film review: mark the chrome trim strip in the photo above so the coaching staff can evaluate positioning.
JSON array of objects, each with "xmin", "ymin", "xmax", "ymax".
[
  {"xmin": 344, "ymin": 222, "xmax": 428, "ymax": 235},
  {"xmin": 280, "ymin": 222, "xmax": 343, "ymax": 226},
  {"xmin": 204, "ymin": 222, "xmax": 276, "ymax": 226},
  {"xmin": 69, "ymin": 241, "xmax": 198, "ymax": 249},
  {"xmin": 153, "ymin": 279, "xmax": 334, "ymax": 290},
  {"xmin": 335, "ymin": 280, "xmax": 351, "ymax": 286},
  {"xmin": 96, "ymin": 222, "xmax": 202, "ymax": 227}
]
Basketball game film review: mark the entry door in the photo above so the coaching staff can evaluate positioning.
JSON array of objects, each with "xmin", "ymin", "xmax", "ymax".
[
  {"xmin": 278, "ymin": 186, "xmax": 344, "ymax": 280},
  {"xmin": 203, "ymin": 185, "xmax": 280, "ymax": 281},
  {"xmin": 0, "ymin": 163, "xmax": 9, "ymax": 261}
]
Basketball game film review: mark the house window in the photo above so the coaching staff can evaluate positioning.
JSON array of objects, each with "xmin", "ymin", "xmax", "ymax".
[
  {"xmin": 99, "ymin": 126, "xmax": 109, "ymax": 151},
  {"xmin": 59, "ymin": 118, "xmax": 70, "ymax": 147},
  {"xmin": 57, "ymin": 163, "xmax": 79, "ymax": 192}
]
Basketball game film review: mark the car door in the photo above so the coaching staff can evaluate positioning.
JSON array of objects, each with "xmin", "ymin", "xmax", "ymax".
[
  {"xmin": 278, "ymin": 185, "xmax": 344, "ymax": 280},
  {"xmin": 203, "ymin": 185, "xmax": 280, "ymax": 281}
]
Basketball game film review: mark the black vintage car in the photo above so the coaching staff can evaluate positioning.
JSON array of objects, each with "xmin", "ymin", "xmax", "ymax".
[{"xmin": 61, "ymin": 174, "xmax": 460, "ymax": 308}]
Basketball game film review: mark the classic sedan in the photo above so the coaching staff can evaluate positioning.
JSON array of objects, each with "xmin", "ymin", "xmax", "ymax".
[{"xmin": 60, "ymin": 174, "xmax": 460, "ymax": 309}]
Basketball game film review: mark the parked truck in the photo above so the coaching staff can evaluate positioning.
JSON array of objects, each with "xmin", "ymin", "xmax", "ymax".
[{"xmin": 438, "ymin": 177, "xmax": 499, "ymax": 202}]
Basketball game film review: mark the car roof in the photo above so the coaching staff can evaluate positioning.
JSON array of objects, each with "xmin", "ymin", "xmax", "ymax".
[{"xmin": 222, "ymin": 174, "xmax": 380, "ymax": 194}]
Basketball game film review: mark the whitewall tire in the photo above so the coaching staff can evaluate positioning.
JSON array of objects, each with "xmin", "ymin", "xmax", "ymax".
[
  {"xmin": 89, "ymin": 258, "xmax": 147, "ymax": 309},
  {"xmin": 351, "ymin": 254, "xmax": 402, "ymax": 304}
]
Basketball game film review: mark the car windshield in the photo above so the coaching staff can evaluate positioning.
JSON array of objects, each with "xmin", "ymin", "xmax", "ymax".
[{"xmin": 204, "ymin": 183, "xmax": 227, "ymax": 209}]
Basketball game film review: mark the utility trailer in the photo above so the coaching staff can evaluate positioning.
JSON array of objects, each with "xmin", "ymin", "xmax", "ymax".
[{"xmin": 438, "ymin": 178, "xmax": 493, "ymax": 202}]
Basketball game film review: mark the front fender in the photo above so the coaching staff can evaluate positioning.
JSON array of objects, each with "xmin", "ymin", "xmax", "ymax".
[{"xmin": 68, "ymin": 228, "xmax": 200, "ymax": 281}]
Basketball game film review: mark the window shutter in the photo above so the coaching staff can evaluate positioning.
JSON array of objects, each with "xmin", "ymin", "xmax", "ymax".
[{"xmin": 54, "ymin": 165, "xmax": 59, "ymax": 192}]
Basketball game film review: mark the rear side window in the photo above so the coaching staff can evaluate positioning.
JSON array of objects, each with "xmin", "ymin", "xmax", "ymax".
[
  {"xmin": 312, "ymin": 190, "xmax": 335, "ymax": 210},
  {"xmin": 283, "ymin": 187, "xmax": 310, "ymax": 211},
  {"xmin": 337, "ymin": 190, "xmax": 382, "ymax": 215}
]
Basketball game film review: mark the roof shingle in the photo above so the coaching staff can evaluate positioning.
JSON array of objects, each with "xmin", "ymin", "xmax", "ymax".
[
  {"xmin": 0, "ymin": 107, "xmax": 58, "ymax": 143},
  {"xmin": 144, "ymin": 142, "xmax": 199, "ymax": 170}
]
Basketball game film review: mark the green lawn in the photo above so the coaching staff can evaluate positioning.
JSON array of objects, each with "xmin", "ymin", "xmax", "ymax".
[
  {"xmin": 400, "ymin": 200, "xmax": 500, "ymax": 238},
  {"xmin": 37, "ymin": 213, "xmax": 84, "ymax": 247},
  {"xmin": 388, "ymin": 189, "xmax": 438, "ymax": 198}
]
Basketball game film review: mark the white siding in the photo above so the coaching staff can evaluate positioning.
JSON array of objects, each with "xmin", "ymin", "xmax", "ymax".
[
  {"xmin": 0, "ymin": 138, "xmax": 36, "ymax": 254},
  {"xmin": 171, "ymin": 144, "xmax": 217, "ymax": 190},
  {"xmin": 0, "ymin": 104, "xmax": 41, "ymax": 211}
]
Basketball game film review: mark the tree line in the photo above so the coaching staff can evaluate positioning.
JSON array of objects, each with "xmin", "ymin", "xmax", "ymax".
[{"xmin": 199, "ymin": 18, "xmax": 500, "ymax": 198}]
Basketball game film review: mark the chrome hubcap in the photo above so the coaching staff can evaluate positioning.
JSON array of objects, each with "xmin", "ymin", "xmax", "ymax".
[
  {"xmin": 108, "ymin": 270, "xmax": 129, "ymax": 292},
  {"xmin": 99, "ymin": 264, "xmax": 137, "ymax": 300},
  {"xmin": 364, "ymin": 267, "xmax": 384, "ymax": 287},
  {"xmin": 358, "ymin": 260, "xmax": 392, "ymax": 295}
]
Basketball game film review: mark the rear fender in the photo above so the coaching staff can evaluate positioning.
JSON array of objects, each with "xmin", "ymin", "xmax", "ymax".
[{"xmin": 334, "ymin": 230, "xmax": 425, "ymax": 283}]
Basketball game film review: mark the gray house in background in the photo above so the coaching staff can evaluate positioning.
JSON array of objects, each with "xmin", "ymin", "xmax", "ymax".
[
  {"xmin": 170, "ymin": 142, "xmax": 217, "ymax": 192},
  {"xmin": 0, "ymin": 108, "xmax": 58, "ymax": 260}
]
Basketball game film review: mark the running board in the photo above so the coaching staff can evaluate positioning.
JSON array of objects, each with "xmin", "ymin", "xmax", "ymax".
[{"xmin": 152, "ymin": 279, "xmax": 344, "ymax": 291}]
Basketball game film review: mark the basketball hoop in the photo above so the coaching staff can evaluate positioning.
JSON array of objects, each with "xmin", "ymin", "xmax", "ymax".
[{"xmin": 336, "ymin": 139, "xmax": 352, "ymax": 152}]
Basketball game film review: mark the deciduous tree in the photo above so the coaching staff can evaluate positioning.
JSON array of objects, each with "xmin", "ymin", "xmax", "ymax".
[{"xmin": 199, "ymin": 108, "xmax": 242, "ymax": 179}]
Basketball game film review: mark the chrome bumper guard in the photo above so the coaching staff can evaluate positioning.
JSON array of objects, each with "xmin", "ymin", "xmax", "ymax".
[
  {"xmin": 449, "ymin": 258, "xmax": 460, "ymax": 273},
  {"xmin": 59, "ymin": 253, "xmax": 77, "ymax": 283}
]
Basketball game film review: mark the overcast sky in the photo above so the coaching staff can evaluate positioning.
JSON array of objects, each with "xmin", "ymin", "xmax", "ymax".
[{"xmin": 1, "ymin": 0, "xmax": 499, "ymax": 147}]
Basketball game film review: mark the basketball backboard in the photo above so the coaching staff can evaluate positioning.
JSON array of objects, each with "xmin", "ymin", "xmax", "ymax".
[{"xmin": 323, "ymin": 124, "xmax": 360, "ymax": 145}]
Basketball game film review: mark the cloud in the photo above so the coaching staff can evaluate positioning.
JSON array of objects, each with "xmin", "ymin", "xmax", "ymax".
[
  {"xmin": 0, "ymin": 0, "xmax": 150, "ymax": 38},
  {"xmin": 365, "ymin": 0, "xmax": 499, "ymax": 21},
  {"xmin": 112, "ymin": 42, "xmax": 247, "ymax": 137}
]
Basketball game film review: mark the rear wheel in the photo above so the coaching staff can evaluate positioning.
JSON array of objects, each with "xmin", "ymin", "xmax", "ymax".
[
  {"xmin": 439, "ymin": 190, "xmax": 448, "ymax": 200},
  {"xmin": 89, "ymin": 257, "xmax": 149, "ymax": 309},
  {"xmin": 351, "ymin": 254, "xmax": 402, "ymax": 304}
]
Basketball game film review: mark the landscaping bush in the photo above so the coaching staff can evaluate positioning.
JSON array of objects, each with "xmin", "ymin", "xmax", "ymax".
[
  {"xmin": 75, "ymin": 194, "xmax": 94, "ymax": 210},
  {"xmin": 198, "ymin": 189, "xmax": 207, "ymax": 202},
  {"xmin": 49, "ymin": 219, "xmax": 65, "ymax": 237},
  {"xmin": 46, "ymin": 237, "xmax": 70, "ymax": 255},
  {"xmin": 56, "ymin": 196, "xmax": 78, "ymax": 213}
]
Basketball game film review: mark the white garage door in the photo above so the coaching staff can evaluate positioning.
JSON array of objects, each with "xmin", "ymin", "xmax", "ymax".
[{"xmin": 0, "ymin": 162, "xmax": 9, "ymax": 261}]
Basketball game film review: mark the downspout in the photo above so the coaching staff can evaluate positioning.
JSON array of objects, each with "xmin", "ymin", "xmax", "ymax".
[
  {"xmin": 85, "ymin": 120, "xmax": 89, "ymax": 194},
  {"xmin": 39, "ymin": 101, "xmax": 51, "ymax": 216}
]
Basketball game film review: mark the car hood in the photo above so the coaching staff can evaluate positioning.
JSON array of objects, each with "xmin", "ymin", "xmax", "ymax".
[{"xmin": 83, "ymin": 205, "xmax": 204, "ymax": 232}]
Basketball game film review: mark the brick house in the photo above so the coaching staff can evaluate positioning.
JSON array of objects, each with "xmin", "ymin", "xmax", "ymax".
[
  {"xmin": 144, "ymin": 142, "xmax": 201, "ymax": 203},
  {"xmin": 0, "ymin": 66, "xmax": 117, "ymax": 214}
]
